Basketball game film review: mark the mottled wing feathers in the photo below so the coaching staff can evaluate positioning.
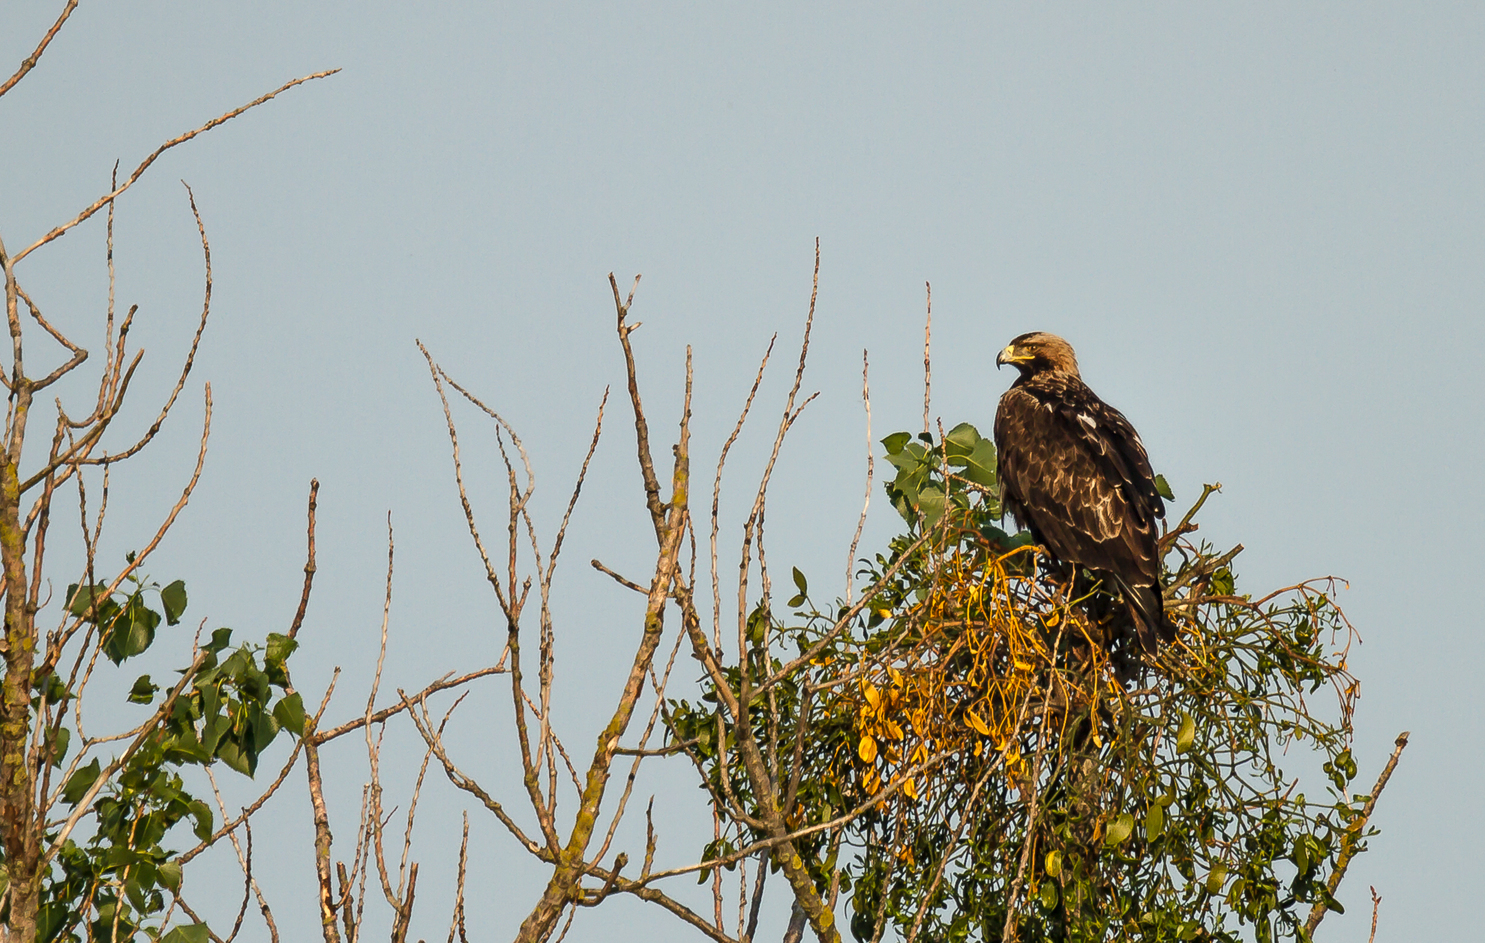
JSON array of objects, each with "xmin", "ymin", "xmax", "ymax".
[
  {"xmin": 994, "ymin": 373, "xmax": 1171, "ymax": 651},
  {"xmin": 995, "ymin": 384, "xmax": 1157, "ymax": 583},
  {"xmin": 992, "ymin": 332, "xmax": 1174, "ymax": 654},
  {"xmin": 1049, "ymin": 380, "xmax": 1164, "ymax": 529}
]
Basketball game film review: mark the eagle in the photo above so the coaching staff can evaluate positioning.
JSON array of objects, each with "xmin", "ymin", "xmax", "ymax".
[{"xmin": 993, "ymin": 332, "xmax": 1174, "ymax": 655}]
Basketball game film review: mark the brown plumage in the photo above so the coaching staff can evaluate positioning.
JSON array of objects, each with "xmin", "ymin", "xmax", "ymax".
[{"xmin": 993, "ymin": 332, "xmax": 1173, "ymax": 655}]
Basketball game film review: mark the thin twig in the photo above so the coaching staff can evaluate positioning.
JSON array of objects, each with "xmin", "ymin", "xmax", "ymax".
[
  {"xmin": 312, "ymin": 666, "xmax": 502, "ymax": 745},
  {"xmin": 922, "ymin": 281, "xmax": 931, "ymax": 435},
  {"xmin": 0, "ymin": 0, "xmax": 77, "ymax": 100},
  {"xmin": 16, "ymin": 70, "xmax": 340, "ymax": 262},
  {"xmin": 846, "ymin": 350, "xmax": 872, "ymax": 606},
  {"xmin": 711, "ymin": 336, "xmax": 776, "ymax": 651},
  {"xmin": 447, "ymin": 812, "xmax": 470, "ymax": 943},
  {"xmin": 304, "ymin": 672, "xmax": 344, "ymax": 943},
  {"xmin": 288, "ymin": 479, "xmax": 319, "ymax": 639},
  {"xmin": 591, "ymin": 559, "xmax": 646, "ymax": 595},
  {"xmin": 1305, "ymin": 731, "xmax": 1409, "ymax": 935},
  {"xmin": 906, "ymin": 763, "xmax": 996, "ymax": 942}
]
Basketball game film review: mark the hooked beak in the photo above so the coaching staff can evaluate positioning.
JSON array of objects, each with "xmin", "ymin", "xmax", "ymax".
[{"xmin": 996, "ymin": 345, "xmax": 1023, "ymax": 369}]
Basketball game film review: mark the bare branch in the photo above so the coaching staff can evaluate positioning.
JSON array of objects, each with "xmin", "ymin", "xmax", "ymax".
[
  {"xmin": 548, "ymin": 388, "xmax": 607, "ymax": 582},
  {"xmin": 18, "ymin": 286, "xmax": 86, "ymax": 394},
  {"xmin": 711, "ymin": 336, "xmax": 775, "ymax": 650},
  {"xmin": 846, "ymin": 349, "xmax": 872, "ymax": 606},
  {"xmin": 590, "ymin": 558, "xmax": 646, "ymax": 594},
  {"xmin": 419, "ymin": 341, "xmax": 511, "ymax": 615},
  {"xmin": 402, "ymin": 691, "xmax": 548, "ymax": 859},
  {"xmin": 15, "ymin": 70, "xmax": 340, "ymax": 263},
  {"xmin": 906, "ymin": 764, "xmax": 994, "ymax": 942},
  {"xmin": 609, "ymin": 272, "xmax": 667, "ymax": 538},
  {"xmin": 922, "ymin": 281, "xmax": 931, "ymax": 435},
  {"xmin": 446, "ymin": 812, "xmax": 470, "ymax": 943},
  {"xmin": 1305, "ymin": 731, "xmax": 1409, "ymax": 935},
  {"xmin": 312, "ymin": 666, "xmax": 502, "ymax": 745},
  {"xmin": 0, "ymin": 1, "xmax": 77, "ymax": 100},
  {"xmin": 304, "ymin": 671, "xmax": 344, "ymax": 943},
  {"xmin": 177, "ymin": 731, "xmax": 307, "ymax": 865},
  {"xmin": 289, "ymin": 478, "xmax": 319, "ymax": 639}
]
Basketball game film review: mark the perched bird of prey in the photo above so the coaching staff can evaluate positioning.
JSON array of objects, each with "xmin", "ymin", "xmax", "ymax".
[{"xmin": 993, "ymin": 332, "xmax": 1174, "ymax": 655}]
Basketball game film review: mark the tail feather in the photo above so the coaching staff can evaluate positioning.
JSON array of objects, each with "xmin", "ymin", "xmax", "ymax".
[{"xmin": 1115, "ymin": 576, "xmax": 1174, "ymax": 657}]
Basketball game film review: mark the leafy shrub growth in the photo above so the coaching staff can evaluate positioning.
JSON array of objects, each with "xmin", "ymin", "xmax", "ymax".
[{"xmin": 674, "ymin": 423, "xmax": 1368, "ymax": 943}]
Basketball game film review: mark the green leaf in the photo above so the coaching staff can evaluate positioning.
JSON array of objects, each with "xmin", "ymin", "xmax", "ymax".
[
  {"xmin": 65, "ymin": 582, "xmax": 110, "ymax": 618},
  {"xmin": 35, "ymin": 903, "xmax": 70, "ymax": 943},
  {"xmin": 1145, "ymin": 800, "xmax": 1165, "ymax": 840},
  {"xmin": 1320, "ymin": 886, "xmax": 1346, "ymax": 914},
  {"xmin": 746, "ymin": 605, "xmax": 769, "ymax": 647},
  {"xmin": 160, "ymin": 580, "xmax": 188, "ymax": 625},
  {"xmin": 1154, "ymin": 474, "xmax": 1175, "ymax": 501},
  {"xmin": 61, "ymin": 758, "xmax": 101, "ymax": 805},
  {"xmin": 273, "ymin": 692, "xmax": 306, "ymax": 737},
  {"xmin": 881, "ymin": 432, "xmax": 911, "ymax": 455},
  {"xmin": 1211, "ymin": 567, "xmax": 1235, "ymax": 597},
  {"xmin": 48, "ymin": 725, "xmax": 70, "ymax": 766},
  {"xmin": 161, "ymin": 924, "xmax": 210, "ymax": 943},
  {"xmin": 33, "ymin": 671, "xmax": 67, "ymax": 703},
  {"xmin": 917, "ymin": 483, "xmax": 947, "ymax": 528},
  {"xmin": 103, "ymin": 595, "xmax": 162, "ymax": 664},
  {"xmin": 1175, "ymin": 713, "xmax": 1196, "ymax": 754},
  {"xmin": 158, "ymin": 861, "xmax": 183, "ymax": 894},
  {"xmin": 1038, "ymin": 878, "xmax": 1059, "ymax": 909},
  {"xmin": 205, "ymin": 628, "xmax": 233, "ymax": 654},
  {"xmin": 792, "ymin": 567, "xmax": 808, "ymax": 595},
  {"xmin": 217, "ymin": 739, "xmax": 252, "ymax": 777},
  {"xmin": 1292, "ymin": 837, "xmax": 1311, "ymax": 873},
  {"xmin": 200, "ymin": 708, "xmax": 229, "ymax": 756},
  {"xmin": 1044, "ymin": 849, "xmax": 1062, "ymax": 879},
  {"xmin": 187, "ymin": 799, "xmax": 213, "ymax": 841},
  {"xmin": 961, "ymin": 440, "xmax": 998, "ymax": 489},
  {"xmin": 883, "ymin": 441, "xmax": 930, "ymax": 471},
  {"xmin": 266, "ymin": 632, "xmax": 298, "ymax": 669},
  {"xmin": 1205, "ymin": 862, "xmax": 1228, "ymax": 894},
  {"xmin": 944, "ymin": 422, "xmax": 980, "ymax": 460},
  {"xmin": 127, "ymin": 675, "xmax": 159, "ymax": 705},
  {"xmin": 1105, "ymin": 813, "xmax": 1135, "ymax": 846}
]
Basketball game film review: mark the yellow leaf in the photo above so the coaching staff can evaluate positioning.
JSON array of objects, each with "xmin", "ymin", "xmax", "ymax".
[
  {"xmin": 858, "ymin": 735, "xmax": 878, "ymax": 764},
  {"xmin": 883, "ymin": 720, "xmax": 904, "ymax": 741},
  {"xmin": 966, "ymin": 710, "xmax": 992, "ymax": 736},
  {"xmin": 1044, "ymin": 610, "xmax": 1061, "ymax": 627},
  {"xmin": 888, "ymin": 666, "xmax": 904, "ymax": 688},
  {"xmin": 903, "ymin": 777, "xmax": 918, "ymax": 801},
  {"xmin": 1013, "ymin": 659, "xmax": 1032, "ymax": 672},
  {"xmin": 862, "ymin": 681, "xmax": 881, "ymax": 711}
]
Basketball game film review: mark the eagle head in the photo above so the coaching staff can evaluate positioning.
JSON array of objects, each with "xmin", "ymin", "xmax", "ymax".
[{"xmin": 996, "ymin": 332, "xmax": 1081, "ymax": 378}]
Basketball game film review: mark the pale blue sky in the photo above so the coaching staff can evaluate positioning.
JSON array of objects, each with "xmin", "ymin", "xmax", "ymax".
[{"xmin": 3, "ymin": 3, "xmax": 1480, "ymax": 940}]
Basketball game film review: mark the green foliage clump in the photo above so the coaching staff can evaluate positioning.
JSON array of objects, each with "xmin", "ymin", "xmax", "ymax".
[
  {"xmin": 676, "ymin": 423, "xmax": 1371, "ymax": 943},
  {"xmin": 17, "ymin": 570, "xmax": 303, "ymax": 943}
]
